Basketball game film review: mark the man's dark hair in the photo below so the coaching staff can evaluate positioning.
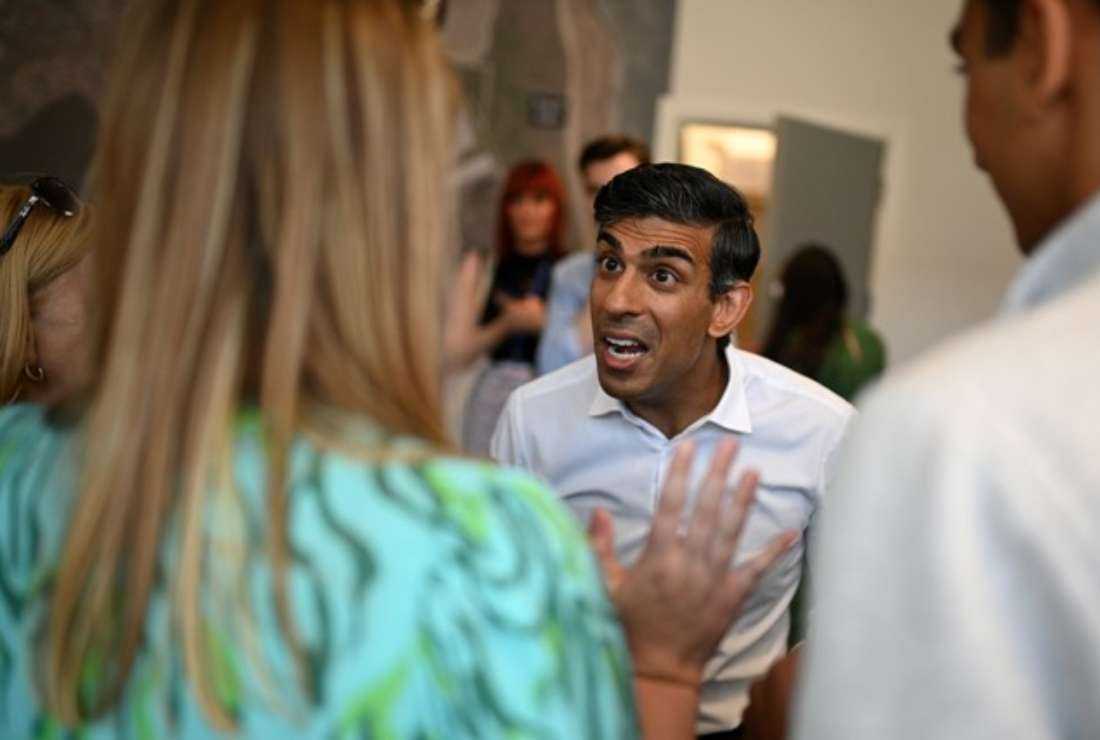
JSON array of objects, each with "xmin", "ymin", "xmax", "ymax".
[
  {"xmin": 981, "ymin": 0, "xmax": 1100, "ymax": 55},
  {"xmin": 594, "ymin": 162, "xmax": 760, "ymax": 299},
  {"xmin": 578, "ymin": 135, "xmax": 651, "ymax": 173}
]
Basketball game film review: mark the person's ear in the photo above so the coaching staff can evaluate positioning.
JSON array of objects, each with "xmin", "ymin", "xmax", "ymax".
[
  {"xmin": 708, "ymin": 281, "xmax": 753, "ymax": 341},
  {"xmin": 1017, "ymin": 0, "xmax": 1073, "ymax": 110},
  {"xmin": 23, "ymin": 326, "xmax": 38, "ymax": 370}
]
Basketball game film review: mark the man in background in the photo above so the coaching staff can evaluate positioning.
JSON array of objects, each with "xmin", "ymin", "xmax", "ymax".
[
  {"xmin": 535, "ymin": 134, "xmax": 650, "ymax": 375},
  {"xmin": 793, "ymin": 0, "xmax": 1100, "ymax": 737}
]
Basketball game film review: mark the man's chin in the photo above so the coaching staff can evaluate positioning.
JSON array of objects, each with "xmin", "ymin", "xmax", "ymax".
[{"xmin": 595, "ymin": 363, "xmax": 647, "ymax": 401}]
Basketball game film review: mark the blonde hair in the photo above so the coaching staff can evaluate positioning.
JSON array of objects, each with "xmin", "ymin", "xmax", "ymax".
[
  {"xmin": 46, "ymin": 0, "xmax": 456, "ymax": 727},
  {"xmin": 0, "ymin": 184, "xmax": 92, "ymax": 401}
]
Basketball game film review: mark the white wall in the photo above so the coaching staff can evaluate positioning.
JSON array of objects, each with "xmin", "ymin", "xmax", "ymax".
[{"xmin": 660, "ymin": 0, "xmax": 1021, "ymax": 364}]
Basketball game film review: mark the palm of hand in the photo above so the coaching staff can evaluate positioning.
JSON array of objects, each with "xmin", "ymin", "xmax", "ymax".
[{"xmin": 588, "ymin": 439, "xmax": 797, "ymax": 687}]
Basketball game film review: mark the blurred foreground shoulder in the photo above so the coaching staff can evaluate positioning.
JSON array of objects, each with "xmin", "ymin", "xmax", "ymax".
[{"xmin": 307, "ymin": 451, "xmax": 639, "ymax": 739}]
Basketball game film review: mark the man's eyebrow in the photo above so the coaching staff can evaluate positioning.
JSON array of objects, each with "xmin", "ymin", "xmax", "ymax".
[
  {"xmin": 642, "ymin": 245, "xmax": 694, "ymax": 264},
  {"xmin": 596, "ymin": 231, "xmax": 622, "ymax": 250},
  {"xmin": 949, "ymin": 26, "xmax": 962, "ymax": 55}
]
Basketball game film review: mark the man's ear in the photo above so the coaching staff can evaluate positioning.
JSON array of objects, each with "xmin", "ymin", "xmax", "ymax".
[
  {"xmin": 1017, "ymin": 0, "xmax": 1073, "ymax": 110},
  {"xmin": 708, "ymin": 281, "xmax": 753, "ymax": 341}
]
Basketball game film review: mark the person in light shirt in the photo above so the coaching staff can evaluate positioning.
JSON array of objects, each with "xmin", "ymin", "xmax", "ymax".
[
  {"xmin": 492, "ymin": 162, "xmax": 853, "ymax": 738},
  {"xmin": 791, "ymin": 0, "xmax": 1100, "ymax": 738}
]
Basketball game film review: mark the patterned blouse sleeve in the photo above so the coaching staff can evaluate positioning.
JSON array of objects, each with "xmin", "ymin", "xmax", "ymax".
[
  {"xmin": 0, "ymin": 405, "xmax": 74, "ymax": 734},
  {"xmin": 458, "ymin": 463, "xmax": 640, "ymax": 740},
  {"xmin": 314, "ymin": 455, "xmax": 640, "ymax": 740}
]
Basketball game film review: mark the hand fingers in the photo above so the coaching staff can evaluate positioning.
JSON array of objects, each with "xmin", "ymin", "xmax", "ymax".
[
  {"xmin": 709, "ymin": 469, "xmax": 760, "ymax": 569},
  {"xmin": 703, "ymin": 531, "xmax": 798, "ymax": 641},
  {"xmin": 648, "ymin": 441, "xmax": 695, "ymax": 550},
  {"xmin": 587, "ymin": 508, "xmax": 618, "ymax": 570},
  {"xmin": 728, "ymin": 530, "xmax": 799, "ymax": 599},
  {"xmin": 684, "ymin": 437, "xmax": 739, "ymax": 557},
  {"xmin": 587, "ymin": 508, "xmax": 625, "ymax": 595}
]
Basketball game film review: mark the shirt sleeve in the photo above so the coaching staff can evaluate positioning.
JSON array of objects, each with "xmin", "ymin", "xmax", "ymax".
[
  {"xmin": 793, "ymin": 381, "xmax": 1089, "ymax": 739},
  {"xmin": 0, "ymin": 404, "xmax": 71, "ymax": 518},
  {"xmin": 472, "ymin": 467, "xmax": 639, "ymax": 740},
  {"xmin": 0, "ymin": 405, "xmax": 75, "ymax": 737},
  {"xmin": 796, "ymin": 405, "xmax": 855, "ymax": 643},
  {"xmin": 535, "ymin": 277, "xmax": 584, "ymax": 376},
  {"xmin": 489, "ymin": 391, "xmax": 528, "ymax": 468}
]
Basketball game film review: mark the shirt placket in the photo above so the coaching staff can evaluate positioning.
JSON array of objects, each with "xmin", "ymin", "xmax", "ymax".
[
  {"xmin": 652, "ymin": 440, "xmax": 675, "ymax": 512},
  {"xmin": 617, "ymin": 408, "xmax": 673, "ymax": 514}
]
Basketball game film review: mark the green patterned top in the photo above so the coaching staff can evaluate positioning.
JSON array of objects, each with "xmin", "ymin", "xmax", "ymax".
[
  {"xmin": 0, "ymin": 404, "xmax": 638, "ymax": 738},
  {"xmin": 816, "ymin": 319, "xmax": 887, "ymax": 401}
]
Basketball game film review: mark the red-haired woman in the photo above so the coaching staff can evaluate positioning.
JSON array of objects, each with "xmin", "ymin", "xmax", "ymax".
[{"xmin": 462, "ymin": 160, "xmax": 566, "ymax": 454}]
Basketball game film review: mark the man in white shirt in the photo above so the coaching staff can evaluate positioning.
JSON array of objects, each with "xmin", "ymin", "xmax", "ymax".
[
  {"xmin": 491, "ymin": 163, "xmax": 853, "ymax": 736},
  {"xmin": 792, "ymin": 1, "xmax": 1100, "ymax": 738}
]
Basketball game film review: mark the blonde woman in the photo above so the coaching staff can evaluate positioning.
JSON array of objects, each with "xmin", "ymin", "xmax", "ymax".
[
  {"xmin": 0, "ymin": 178, "xmax": 92, "ymax": 404},
  {"xmin": 0, "ymin": 1, "xmax": 790, "ymax": 738}
]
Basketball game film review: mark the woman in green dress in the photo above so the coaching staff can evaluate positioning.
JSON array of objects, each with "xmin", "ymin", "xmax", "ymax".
[
  {"xmin": 763, "ymin": 243, "xmax": 886, "ymax": 401},
  {"xmin": 0, "ymin": 1, "xmax": 791, "ymax": 738}
]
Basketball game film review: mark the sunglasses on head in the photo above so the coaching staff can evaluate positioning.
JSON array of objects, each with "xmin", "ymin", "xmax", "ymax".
[{"xmin": 0, "ymin": 176, "xmax": 82, "ymax": 258}]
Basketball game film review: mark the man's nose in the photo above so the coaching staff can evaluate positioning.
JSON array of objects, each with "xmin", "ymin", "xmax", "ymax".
[{"xmin": 602, "ymin": 270, "xmax": 644, "ymax": 316}]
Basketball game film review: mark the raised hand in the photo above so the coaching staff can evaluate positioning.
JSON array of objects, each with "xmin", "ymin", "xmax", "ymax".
[
  {"xmin": 588, "ymin": 438, "xmax": 798, "ymax": 688},
  {"xmin": 496, "ymin": 293, "xmax": 546, "ymax": 334}
]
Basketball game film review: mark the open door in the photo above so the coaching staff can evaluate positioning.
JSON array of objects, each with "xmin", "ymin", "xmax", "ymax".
[{"xmin": 753, "ymin": 116, "xmax": 884, "ymax": 344}]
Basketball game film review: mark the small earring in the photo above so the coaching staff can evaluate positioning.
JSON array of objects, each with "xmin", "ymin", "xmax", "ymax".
[{"xmin": 23, "ymin": 364, "xmax": 45, "ymax": 383}]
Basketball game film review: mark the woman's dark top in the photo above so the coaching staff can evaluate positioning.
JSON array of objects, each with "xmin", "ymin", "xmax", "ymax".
[{"xmin": 480, "ymin": 254, "xmax": 555, "ymax": 364}]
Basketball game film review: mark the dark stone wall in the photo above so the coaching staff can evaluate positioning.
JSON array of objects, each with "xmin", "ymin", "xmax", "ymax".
[
  {"xmin": 0, "ymin": 0, "xmax": 127, "ymax": 189},
  {"xmin": 0, "ymin": 0, "xmax": 677, "ymax": 245},
  {"xmin": 444, "ymin": 0, "xmax": 677, "ymax": 252},
  {"xmin": 603, "ymin": 0, "xmax": 677, "ymax": 145}
]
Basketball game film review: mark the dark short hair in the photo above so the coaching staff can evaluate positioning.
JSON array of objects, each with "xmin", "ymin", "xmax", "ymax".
[
  {"xmin": 981, "ymin": 0, "xmax": 1100, "ymax": 55},
  {"xmin": 593, "ymin": 163, "xmax": 760, "ymax": 299},
  {"xmin": 578, "ymin": 135, "xmax": 651, "ymax": 174},
  {"xmin": 981, "ymin": 0, "xmax": 1022, "ymax": 54}
]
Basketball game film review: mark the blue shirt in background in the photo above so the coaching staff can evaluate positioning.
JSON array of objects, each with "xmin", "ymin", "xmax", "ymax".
[{"xmin": 536, "ymin": 251, "xmax": 596, "ymax": 376}]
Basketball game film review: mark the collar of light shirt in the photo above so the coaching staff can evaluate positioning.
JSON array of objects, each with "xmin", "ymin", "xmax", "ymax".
[
  {"xmin": 1001, "ymin": 191, "xmax": 1100, "ymax": 314},
  {"xmin": 586, "ymin": 344, "xmax": 753, "ymax": 438}
]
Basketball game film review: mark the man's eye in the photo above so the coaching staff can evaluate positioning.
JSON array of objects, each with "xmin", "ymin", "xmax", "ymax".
[
  {"xmin": 652, "ymin": 268, "xmax": 677, "ymax": 285},
  {"xmin": 598, "ymin": 256, "xmax": 621, "ymax": 272}
]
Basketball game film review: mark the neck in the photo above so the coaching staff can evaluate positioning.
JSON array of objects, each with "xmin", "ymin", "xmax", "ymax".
[
  {"xmin": 1071, "ymin": 121, "xmax": 1100, "ymax": 222},
  {"xmin": 627, "ymin": 346, "xmax": 729, "ymax": 439},
  {"xmin": 515, "ymin": 238, "xmax": 549, "ymax": 257},
  {"xmin": 1065, "ymin": 22, "xmax": 1100, "ymax": 233}
]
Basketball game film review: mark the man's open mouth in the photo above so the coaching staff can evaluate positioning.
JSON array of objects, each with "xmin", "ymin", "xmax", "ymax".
[
  {"xmin": 600, "ymin": 333, "xmax": 651, "ymax": 372},
  {"xmin": 605, "ymin": 336, "xmax": 648, "ymax": 358}
]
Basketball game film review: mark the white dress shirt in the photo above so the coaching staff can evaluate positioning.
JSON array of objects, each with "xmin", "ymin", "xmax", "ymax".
[
  {"xmin": 794, "ymin": 193, "xmax": 1100, "ymax": 739},
  {"xmin": 491, "ymin": 346, "xmax": 853, "ymax": 733}
]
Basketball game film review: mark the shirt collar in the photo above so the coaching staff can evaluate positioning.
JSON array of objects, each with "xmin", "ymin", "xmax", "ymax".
[
  {"xmin": 1001, "ymin": 192, "xmax": 1100, "ymax": 315},
  {"xmin": 587, "ymin": 344, "xmax": 753, "ymax": 434}
]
